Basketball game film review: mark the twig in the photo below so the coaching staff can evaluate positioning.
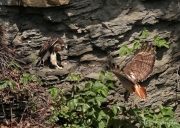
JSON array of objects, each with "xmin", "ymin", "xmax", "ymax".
[
  {"xmin": 1, "ymin": 101, "xmax": 6, "ymax": 119},
  {"xmin": 176, "ymin": 65, "xmax": 180, "ymax": 105},
  {"xmin": 19, "ymin": 105, "xmax": 28, "ymax": 125},
  {"xmin": 10, "ymin": 103, "xmax": 13, "ymax": 128}
]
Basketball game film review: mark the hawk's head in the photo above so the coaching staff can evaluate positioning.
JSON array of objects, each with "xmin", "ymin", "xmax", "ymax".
[{"xmin": 53, "ymin": 37, "xmax": 68, "ymax": 52}]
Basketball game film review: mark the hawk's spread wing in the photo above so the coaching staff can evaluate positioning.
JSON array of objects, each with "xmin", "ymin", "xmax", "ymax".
[
  {"xmin": 107, "ymin": 62, "xmax": 147, "ymax": 100},
  {"xmin": 123, "ymin": 43, "xmax": 156, "ymax": 83},
  {"xmin": 38, "ymin": 37, "xmax": 59, "ymax": 57}
]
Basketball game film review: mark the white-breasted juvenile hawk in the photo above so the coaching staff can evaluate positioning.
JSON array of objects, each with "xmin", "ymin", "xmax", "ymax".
[
  {"xmin": 36, "ymin": 36, "xmax": 67, "ymax": 69},
  {"xmin": 107, "ymin": 43, "xmax": 156, "ymax": 101}
]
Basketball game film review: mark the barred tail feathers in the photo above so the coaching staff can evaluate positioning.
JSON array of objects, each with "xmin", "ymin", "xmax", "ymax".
[{"xmin": 132, "ymin": 84, "xmax": 147, "ymax": 99}]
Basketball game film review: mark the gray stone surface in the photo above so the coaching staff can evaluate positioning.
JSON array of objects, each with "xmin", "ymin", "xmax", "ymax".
[
  {"xmin": 0, "ymin": 0, "xmax": 70, "ymax": 7},
  {"xmin": 0, "ymin": 0, "xmax": 180, "ymax": 122}
]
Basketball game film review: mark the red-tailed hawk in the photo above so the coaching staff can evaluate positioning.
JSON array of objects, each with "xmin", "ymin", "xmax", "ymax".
[
  {"xmin": 36, "ymin": 36, "xmax": 67, "ymax": 69},
  {"xmin": 107, "ymin": 43, "xmax": 156, "ymax": 101}
]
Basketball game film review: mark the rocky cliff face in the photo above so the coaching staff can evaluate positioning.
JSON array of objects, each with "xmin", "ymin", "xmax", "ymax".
[{"xmin": 0, "ymin": 0, "xmax": 180, "ymax": 122}]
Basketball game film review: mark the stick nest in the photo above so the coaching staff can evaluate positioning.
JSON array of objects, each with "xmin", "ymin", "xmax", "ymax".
[{"xmin": 0, "ymin": 25, "xmax": 53, "ymax": 127}]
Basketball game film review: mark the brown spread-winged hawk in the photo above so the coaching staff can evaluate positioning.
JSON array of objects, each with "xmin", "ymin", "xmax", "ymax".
[
  {"xmin": 107, "ymin": 43, "xmax": 156, "ymax": 101},
  {"xmin": 36, "ymin": 36, "xmax": 67, "ymax": 69}
]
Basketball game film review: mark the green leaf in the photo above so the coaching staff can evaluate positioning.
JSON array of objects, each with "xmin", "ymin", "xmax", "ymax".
[
  {"xmin": 92, "ymin": 81, "xmax": 106, "ymax": 92},
  {"xmin": 159, "ymin": 39, "xmax": 169, "ymax": 48},
  {"xmin": 161, "ymin": 108, "xmax": 174, "ymax": 117},
  {"xmin": 96, "ymin": 100, "xmax": 101, "ymax": 107},
  {"xmin": 8, "ymin": 61, "xmax": 21, "ymax": 69},
  {"xmin": 108, "ymin": 82, "xmax": 114, "ymax": 88},
  {"xmin": 112, "ymin": 105, "xmax": 118, "ymax": 115},
  {"xmin": 76, "ymin": 74, "xmax": 81, "ymax": 82},
  {"xmin": 13, "ymin": 61, "xmax": 21, "ymax": 68},
  {"xmin": 67, "ymin": 74, "xmax": 72, "ymax": 80},
  {"xmin": 153, "ymin": 113, "xmax": 163, "ymax": 119},
  {"xmin": 35, "ymin": 77, "xmax": 42, "ymax": 84},
  {"xmin": 159, "ymin": 104, "xmax": 163, "ymax": 109},
  {"xmin": 0, "ymin": 79, "xmax": 9, "ymax": 89},
  {"xmin": 133, "ymin": 39, "xmax": 141, "ymax": 50},
  {"xmin": 98, "ymin": 121, "xmax": 106, "ymax": 128},
  {"xmin": 28, "ymin": 74, "xmax": 41, "ymax": 84},
  {"xmin": 48, "ymin": 87, "xmax": 59, "ymax": 97},
  {"xmin": 8, "ymin": 62, "xmax": 13, "ymax": 67},
  {"xmin": 97, "ymin": 110, "xmax": 106, "ymax": 121},
  {"xmin": 13, "ymin": 69, "xmax": 19, "ymax": 73},
  {"xmin": 67, "ymin": 74, "xmax": 81, "ymax": 82},
  {"xmin": 140, "ymin": 28, "xmax": 149, "ymax": 38},
  {"xmin": 23, "ymin": 73, "xmax": 30, "ymax": 78},
  {"xmin": 21, "ymin": 77, "xmax": 28, "ymax": 86},
  {"xmin": 101, "ymin": 89, "xmax": 108, "ymax": 97},
  {"xmin": 119, "ymin": 105, "xmax": 126, "ymax": 112},
  {"xmin": 67, "ymin": 100, "xmax": 76, "ymax": 111},
  {"xmin": 82, "ymin": 104, "xmax": 90, "ymax": 113},
  {"xmin": 154, "ymin": 35, "xmax": 169, "ymax": 48},
  {"xmin": 119, "ymin": 45, "xmax": 132, "ymax": 56},
  {"xmin": 87, "ymin": 108, "xmax": 95, "ymax": 116},
  {"xmin": 8, "ymin": 81, "xmax": 15, "ymax": 89},
  {"xmin": 75, "ymin": 97, "xmax": 85, "ymax": 103},
  {"xmin": 29, "ymin": 103, "xmax": 37, "ymax": 111},
  {"xmin": 105, "ymin": 73, "xmax": 113, "ymax": 81},
  {"xmin": 95, "ymin": 96, "xmax": 106, "ymax": 103},
  {"xmin": 154, "ymin": 35, "xmax": 159, "ymax": 41},
  {"xmin": 84, "ymin": 82, "xmax": 91, "ymax": 91},
  {"xmin": 85, "ymin": 91, "xmax": 96, "ymax": 96},
  {"xmin": 99, "ymin": 71, "xmax": 105, "ymax": 81},
  {"xmin": 87, "ymin": 98, "xmax": 95, "ymax": 105}
]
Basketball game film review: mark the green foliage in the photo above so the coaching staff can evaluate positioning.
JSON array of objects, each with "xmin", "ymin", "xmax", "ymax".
[
  {"xmin": 0, "ymin": 78, "xmax": 15, "ymax": 89},
  {"xmin": 140, "ymin": 28, "xmax": 150, "ymax": 38},
  {"xmin": 113, "ymin": 105, "xmax": 180, "ymax": 128},
  {"xmin": 119, "ymin": 45, "xmax": 133, "ymax": 57},
  {"xmin": 0, "ymin": 73, "xmax": 42, "ymax": 90},
  {"xmin": 138, "ymin": 105, "xmax": 179, "ymax": 128},
  {"xmin": 47, "ymin": 72, "xmax": 180, "ymax": 128},
  {"xmin": 154, "ymin": 35, "xmax": 169, "ymax": 48},
  {"xmin": 21, "ymin": 73, "xmax": 42, "ymax": 86},
  {"xmin": 31, "ymin": 57, "xmax": 37, "ymax": 64},
  {"xmin": 1, "ymin": 60, "xmax": 42, "ymax": 90},
  {"xmin": 47, "ymin": 71, "xmax": 117, "ymax": 127},
  {"xmin": 67, "ymin": 73, "xmax": 81, "ymax": 82},
  {"xmin": 133, "ymin": 38, "xmax": 142, "ymax": 50},
  {"xmin": 1, "ymin": 40, "xmax": 177, "ymax": 127},
  {"xmin": 8, "ymin": 61, "xmax": 21, "ymax": 69},
  {"xmin": 119, "ymin": 28, "xmax": 169, "ymax": 56}
]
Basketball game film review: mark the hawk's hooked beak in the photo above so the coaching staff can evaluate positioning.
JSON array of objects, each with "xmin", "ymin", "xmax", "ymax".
[
  {"xmin": 65, "ymin": 44, "xmax": 68, "ymax": 49},
  {"xmin": 62, "ymin": 44, "xmax": 68, "ymax": 50},
  {"xmin": 60, "ymin": 44, "xmax": 68, "ymax": 51}
]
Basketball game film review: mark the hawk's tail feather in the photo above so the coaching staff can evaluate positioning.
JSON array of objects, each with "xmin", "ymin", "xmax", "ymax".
[
  {"xmin": 132, "ymin": 84, "xmax": 147, "ymax": 99},
  {"xmin": 124, "ymin": 90, "xmax": 130, "ymax": 101},
  {"xmin": 106, "ymin": 62, "xmax": 121, "ymax": 72}
]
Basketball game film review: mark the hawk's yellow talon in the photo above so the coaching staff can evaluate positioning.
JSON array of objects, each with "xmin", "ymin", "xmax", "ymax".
[{"xmin": 56, "ymin": 66, "xmax": 63, "ymax": 70}]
